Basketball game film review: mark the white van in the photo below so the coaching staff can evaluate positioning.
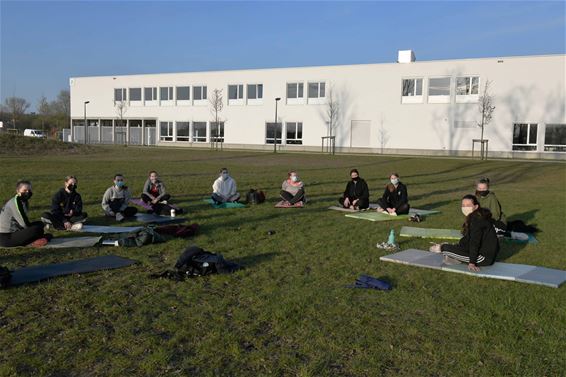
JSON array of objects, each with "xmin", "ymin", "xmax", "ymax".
[{"xmin": 23, "ymin": 129, "xmax": 46, "ymax": 138}]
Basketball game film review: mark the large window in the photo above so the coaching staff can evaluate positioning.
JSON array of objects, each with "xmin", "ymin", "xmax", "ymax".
[
  {"xmin": 193, "ymin": 86, "xmax": 207, "ymax": 101},
  {"xmin": 228, "ymin": 85, "xmax": 244, "ymax": 100},
  {"xmin": 176, "ymin": 86, "xmax": 190, "ymax": 101},
  {"xmin": 160, "ymin": 87, "xmax": 174, "ymax": 101},
  {"xmin": 544, "ymin": 124, "xmax": 566, "ymax": 152},
  {"xmin": 512, "ymin": 123, "xmax": 538, "ymax": 151},
  {"xmin": 144, "ymin": 87, "xmax": 157, "ymax": 101},
  {"xmin": 192, "ymin": 121, "xmax": 207, "ymax": 142},
  {"xmin": 176, "ymin": 121, "xmax": 190, "ymax": 141},
  {"xmin": 287, "ymin": 83, "xmax": 304, "ymax": 99},
  {"xmin": 456, "ymin": 76, "xmax": 480, "ymax": 103},
  {"xmin": 247, "ymin": 84, "xmax": 263, "ymax": 100},
  {"xmin": 129, "ymin": 88, "xmax": 142, "ymax": 101},
  {"xmin": 428, "ymin": 78, "xmax": 450, "ymax": 103},
  {"xmin": 114, "ymin": 88, "xmax": 127, "ymax": 102},
  {"xmin": 402, "ymin": 79, "xmax": 422, "ymax": 96},
  {"xmin": 286, "ymin": 122, "xmax": 303, "ymax": 145},
  {"xmin": 160, "ymin": 121, "xmax": 174, "ymax": 141},
  {"xmin": 210, "ymin": 122, "xmax": 224, "ymax": 142},
  {"xmin": 308, "ymin": 82, "xmax": 326, "ymax": 98},
  {"xmin": 266, "ymin": 122, "xmax": 283, "ymax": 144}
]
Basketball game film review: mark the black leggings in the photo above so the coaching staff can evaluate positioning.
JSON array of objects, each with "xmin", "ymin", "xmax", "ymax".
[
  {"xmin": 338, "ymin": 196, "xmax": 369, "ymax": 209},
  {"xmin": 440, "ymin": 244, "xmax": 491, "ymax": 266},
  {"xmin": 141, "ymin": 193, "xmax": 171, "ymax": 204},
  {"xmin": 108, "ymin": 200, "xmax": 138, "ymax": 217},
  {"xmin": 280, "ymin": 189, "xmax": 305, "ymax": 205},
  {"xmin": 376, "ymin": 198, "xmax": 410, "ymax": 215},
  {"xmin": 42, "ymin": 212, "xmax": 88, "ymax": 230},
  {"xmin": 141, "ymin": 194, "xmax": 172, "ymax": 215},
  {"xmin": 0, "ymin": 222, "xmax": 45, "ymax": 247}
]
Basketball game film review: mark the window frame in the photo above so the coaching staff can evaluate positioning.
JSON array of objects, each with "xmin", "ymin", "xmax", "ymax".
[
  {"xmin": 228, "ymin": 84, "xmax": 244, "ymax": 105},
  {"xmin": 176, "ymin": 86, "xmax": 191, "ymax": 105},
  {"xmin": 455, "ymin": 76, "xmax": 480, "ymax": 103},
  {"xmin": 193, "ymin": 85, "xmax": 208, "ymax": 105},
  {"xmin": 114, "ymin": 88, "xmax": 127, "ymax": 103},
  {"xmin": 192, "ymin": 121, "xmax": 208, "ymax": 142},
  {"xmin": 210, "ymin": 121, "xmax": 225, "ymax": 143},
  {"xmin": 159, "ymin": 121, "xmax": 174, "ymax": 142},
  {"xmin": 512, "ymin": 123, "xmax": 538, "ymax": 151},
  {"xmin": 265, "ymin": 122, "xmax": 283, "ymax": 144},
  {"xmin": 401, "ymin": 78, "xmax": 423, "ymax": 104},
  {"xmin": 144, "ymin": 87, "xmax": 158, "ymax": 106},
  {"xmin": 427, "ymin": 77, "xmax": 451, "ymax": 104},
  {"xmin": 159, "ymin": 86, "xmax": 174, "ymax": 105},
  {"xmin": 285, "ymin": 121, "xmax": 303, "ymax": 145},
  {"xmin": 129, "ymin": 87, "xmax": 142, "ymax": 104},
  {"xmin": 544, "ymin": 123, "xmax": 566, "ymax": 152},
  {"xmin": 247, "ymin": 83, "xmax": 263, "ymax": 105},
  {"xmin": 175, "ymin": 121, "xmax": 191, "ymax": 142},
  {"xmin": 307, "ymin": 81, "xmax": 326, "ymax": 104}
]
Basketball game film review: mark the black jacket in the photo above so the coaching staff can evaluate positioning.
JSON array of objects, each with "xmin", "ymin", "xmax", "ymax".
[
  {"xmin": 50, "ymin": 188, "xmax": 83, "ymax": 217},
  {"xmin": 459, "ymin": 214, "xmax": 500, "ymax": 265},
  {"xmin": 343, "ymin": 179, "xmax": 369, "ymax": 201},
  {"xmin": 380, "ymin": 182, "xmax": 408, "ymax": 209}
]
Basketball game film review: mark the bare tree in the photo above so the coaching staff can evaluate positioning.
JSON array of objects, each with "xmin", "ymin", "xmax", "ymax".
[
  {"xmin": 115, "ymin": 100, "xmax": 128, "ymax": 145},
  {"xmin": 326, "ymin": 85, "xmax": 340, "ymax": 138},
  {"xmin": 3, "ymin": 96, "xmax": 30, "ymax": 129},
  {"xmin": 53, "ymin": 90, "xmax": 70, "ymax": 117},
  {"xmin": 378, "ymin": 116, "xmax": 390, "ymax": 154},
  {"xmin": 477, "ymin": 80, "xmax": 495, "ymax": 160},
  {"xmin": 209, "ymin": 88, "xmax": 224, "ymax": 150}
]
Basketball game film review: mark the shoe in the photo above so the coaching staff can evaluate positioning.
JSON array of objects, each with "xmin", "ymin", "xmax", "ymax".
[
  {"xmin": 28, "ymin": 237, "xmax": 49, "ymax": 248},
  {"xmin": 116, "ymin": 213, "xmax": 125, "ymax": 222},
  {"xmin": 389, "ymin": 212, "xmax": 397, "ymax": 216},
  {"xmin": 429, "ymin": 244, "xmax": 442, "ymax": 253},
  {"xmin": 44, "ymin": 224, "xmax": 51, "ymax": 231},
  {"xmin": 41, "ymin": 216, "xmax": 53, "ymax": 225},
  {"xmin": 409, "ymin": 214, "xmax": 422, "ymax": 223},
  {"xmin": 70, "ymin": 223, "xmax": 83, "ymax": 231},
  {"xmin": 160, "ymin": 200, "xmax": 168, "ymax": 205},
  {"xmin": 376, "ymin": 207, "xmax": 385, "ymax": 213}
]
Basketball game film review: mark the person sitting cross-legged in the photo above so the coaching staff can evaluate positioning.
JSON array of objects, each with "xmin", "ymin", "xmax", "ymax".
[
  {"xmin": 42, "ymin": 175, "xmax": 88, "ymax": 231},
  {"xmin": 102, "ymin": 174, "xmax": 138, "ymax": 222},
  {"xmin": 280, "ymin": 171, "xmax": 305, "ymax": 207},
  {"xmin": 211, "ymin": 168, "xmax": 240, "ymax": 204},
  {"xmin": 376, "ymin": 173, "xmax": 409, "ymax": 216},
  {"xmin": 338, "ymin": 168, "xmax": 369, "ymax": 210}
]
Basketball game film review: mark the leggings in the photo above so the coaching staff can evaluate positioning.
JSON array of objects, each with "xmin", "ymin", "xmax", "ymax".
[
  {"xmin": 376, "ymin": 198, "xmax": 410, "ymax": 215},
  {"xmin": 0, "ymin": 222, "xmax": 45, "ymax": 247},
  {"xmin": 141, "ymin": 193, "xmax": 171, "ymax": 204},
  {"xmin": 338, "ymin": 196, "xmax": 369, "ymax": 209},
  {"xmin": 108, "ymin": 200, "xmax": 138, "ymax": 217},
  {"xmin": 42, "ymin": 212, "xmax": 88, "ymax": 230},
  {"xmin": 280, "ymin": 189, "xmax": 304, "ymax": 205},
  {"xmin": 211, "ymin": 193, "xmax": 240, "ymax": 203},
  {"xmin": 142, "ymin": 194, "xmax": 173, "ymax": 215},
  {"xmin": 440, "ymin": 244, "xmax": 490, "ymax": 266}
]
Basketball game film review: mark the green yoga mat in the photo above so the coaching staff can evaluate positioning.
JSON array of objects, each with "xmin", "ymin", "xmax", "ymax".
[
  {"xmin": 345, "ymin": 208, "xmax": 440, "ymax": 222},
  {"xmin": 203, "ymin": 199, "xmax": 246, "ymax": 209},
  {"xmin": 400, "ymin": 226, "xmax": 462, "ymax": 240}
]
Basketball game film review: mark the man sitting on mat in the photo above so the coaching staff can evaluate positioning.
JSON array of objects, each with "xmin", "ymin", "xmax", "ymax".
[
  {"xmin": 41, "ymin": 175, "xmax": 88, "ymax": 231},
  {"xmin": 339, "ymin": 169, "xmax": 369, "ymax": 210},
  {"xmin": 475, "ymin": 177, "xmax": 507, "ymax": 234},
  {"xmin": 376, "ymin": 173, "xmax": 409, "ymax": 215},
  {"xmin": 0, "ymin": 180, "xmax": 51, "ymax": 247},
  {"xmin": 280, "ymin": 171, "xmax": 305, "ymax": 207},
  {"xmin": 102, "ymin": 174, "xmax": 138, "ymax": 222},
  {"xmin": 430, "ymin": 194, "xmax": 499, "ymax": 272},
  {"xmin": 211, "ymin": 168, "xmax": 240, "ymax": 204},
  {"xmin": 141, "ymin": 170, "xmax": 178, "ymax": 215}
]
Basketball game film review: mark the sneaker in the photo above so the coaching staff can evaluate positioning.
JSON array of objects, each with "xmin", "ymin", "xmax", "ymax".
[
  {"xmin": 70, "ymin": 223, "xmax": 83, "ymax": 231},
  {"xmin": 429, "ymin": 244, "xmax": 442, "ymax": 253},
  {"xmin": 44, "ymin": 224, "xmax": 51, "ymax": 231},
  {"xmin": 116, "ymin": 213, "xmax": 125, "ymax": 222},
  {"xmin": 376, "ymin": 207, "xmax": 385, "ymax": 213},
  {"xmin": 159, "ymin": 200, "xmax": 168, "ymax": 205},
  {"xmin": 389, "ymin": 212, "xmax": 397, "ymax": 216},
  {"xmin": 41, "ymin": 216, "xmax": 53, "ymax": 225},
  {"xmin": 28, "ymin": 237, "xmax": 49, "ymax": 248}
]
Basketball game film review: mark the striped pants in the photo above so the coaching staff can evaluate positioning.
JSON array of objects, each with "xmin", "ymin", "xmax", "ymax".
[{"xmin": 440, "ymin": 244, "xmax": 487, "ymax": 266}]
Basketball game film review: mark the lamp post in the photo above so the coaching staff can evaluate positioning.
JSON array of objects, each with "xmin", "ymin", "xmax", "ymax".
[
  {"xmin": 83, "ymin": 101, "xmax": 90, "ymax": 144},
  {"xmin": 274, "ymin": 97, "xmax": 281, "ymax": 153}
]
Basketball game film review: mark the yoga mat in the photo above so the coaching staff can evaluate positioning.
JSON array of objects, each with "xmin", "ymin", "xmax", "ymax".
[
  {"xmin": 129, "ymin": 198, "xmax": 153, "ymax": 211},
  {"xmin": 80, "ymin": 225, "xmax": 143, "ymax": 234},
  {"xmin": 380, "ymin": 249, "xmax": 566, "ymax": 288},
  {"xmin": 134, "ymin": 213, "xmax": 185, "ymax": 224},
  {"xmin": 328, "ymin": 206, "xmax": 371, "ymax": 212},
  {"xmin": 203, "ymin": 199, "xmax": 246, "ymax": 209},
  {"xmin": 6, "ymin": 255, "xmax": 137, "ymax": 287},
  {"xmin": 345, "ymin": 208, "xmax": 439, "ymax": 222},
  {"xmin": 275, "ymin": 200, "xmax": 304, "ymax": 208},
  {"xmin": 44, "ymin": 236, "xmax": 102, "ymax": 249},
  {"xmin": 400, "ymin": 226, "xmax": 462, "ymax": 240}
]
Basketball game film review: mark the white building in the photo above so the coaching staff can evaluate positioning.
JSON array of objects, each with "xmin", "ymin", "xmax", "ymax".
[{"xmin": 69, "ymin": 51, "xmax": 566, "ymax": 159}]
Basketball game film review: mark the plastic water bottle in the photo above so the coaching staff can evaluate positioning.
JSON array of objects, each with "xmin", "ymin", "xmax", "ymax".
[
  {"xmin": 170, "ymin": 209, "xmax": 176, "ymax": 217},
  {"xmin": 387, "ymin": 229, "xmax": 396, "ymax": 245}
]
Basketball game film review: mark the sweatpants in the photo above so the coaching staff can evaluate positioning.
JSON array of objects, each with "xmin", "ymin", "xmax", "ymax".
[
  {"xmin": 376, "ymin": 198, "xmax": 410, "ymax": 215},
  {"xmin": 280, "ymin": 188, "xmax": 305, "ymax": 205},
  {"xmin": 107, "ymin": 200, "xmax": 138, "ymax": 217},
  {"xmin": 0, "ymin": 222, "xmax": 45, "ymax": 247},
  {"xmin": 440, "ymin": 244, "xmax": 490, "ymax": 266},
  {"xmin": 42, "ymin": 212, "xmax": 88, "ymax": 230},
  {"xmin": 211, "ymin": 192, "xmax": 241, "ymax": 203},
  {"xmin": 338, "ymin": 196, "xmax": 369, "ymax": 209}
]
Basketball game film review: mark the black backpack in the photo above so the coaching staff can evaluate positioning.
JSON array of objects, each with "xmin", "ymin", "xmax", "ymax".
[
  {"xmin": 0, "ymin": 266, "xmax": 11, "ymax": 288},
  {"xmin": 246, "ymin": 189, "xmax": 266, "ymax": 204},
  {"xmin": 175, "ymin": 246, "xmax": 240, "ymax": 276}
]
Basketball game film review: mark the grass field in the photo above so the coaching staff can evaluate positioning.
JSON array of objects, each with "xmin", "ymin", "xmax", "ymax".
[{"xmin": 1, "ymin": 145, "xmax": 565, "ymax": 377}]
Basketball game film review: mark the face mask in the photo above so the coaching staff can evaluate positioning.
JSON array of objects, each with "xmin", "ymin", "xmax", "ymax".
[
  {"xmin": 391, "ymin": 178, "xmax": 399, "ymax": 185},
  {"xmin": 352, "ymin": 177, "xmax": 359, "ymax": 182},
  {"xmin": 461, "ymin": 207, "xmax": 474, "ymax": 216},
  {"xmin": 476, "ymin": 190, "xmax": 489, "ymax": 197},
  {"xmin": 291, "ymin": 175, "xmax": 299, "ymax": 182},
  {"xmin": 20, "ymin": 192, "xmax": 33, "ymax": 201},
  {"xmin": 67, "ymin": 184, "xmax": 77, "ymax": 192},
  {"xmin": 221, "ymin": 173, "xmax": 229, "ymax": 180},
  {"xmin": 115, "ymin": 181, "xmax": 125, "ymax": 188}
]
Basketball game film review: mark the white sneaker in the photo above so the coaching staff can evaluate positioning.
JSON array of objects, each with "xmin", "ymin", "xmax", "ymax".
[
  {"xmin": 160, "ymin": 200, "xmax": 168, "ymax": 205},
  {"xmin": 429, "ymin": 244, "xmax": 442, "ymax": 253},
  {"xmin": 70, "ymin": 223, "xmax": 83, "ymax": 231},
  {"xmin": 376, "ymin": 207, "xmax": 385, "ymax": 213},
  {"xmin": 389, "ymin": 212, "xmax": 397, "ymax": 216},
  {"xmin": 510, "ymin": 231, "xmax": 529, "ymax": 241},
  {"xmin": 116, "ymin": 213, "xmax": 125, "ymax": 222}
]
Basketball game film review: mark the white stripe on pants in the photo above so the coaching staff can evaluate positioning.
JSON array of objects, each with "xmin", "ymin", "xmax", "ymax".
[{"xmin": 442, "ymin": 251, "xmax": 485, "ymax": 264}]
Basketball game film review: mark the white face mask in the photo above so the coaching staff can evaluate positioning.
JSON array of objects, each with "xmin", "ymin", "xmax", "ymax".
[
  {"xmin": 461, "ymin": 207, "xmax": 474, "ymax": 216},
  {"xmin": 391, "ymin": 178, "xmax": 399, "ymax": 185},
  {"xmin": 221, "ymin": 173, "xmax": 229, "ymax": 180},
  {"xmin": 291, "ymin": 175, "xmax": 299, "ymax": 182}
]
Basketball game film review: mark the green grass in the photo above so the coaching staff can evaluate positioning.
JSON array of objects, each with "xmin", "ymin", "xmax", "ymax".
[
  {"xmin": 1, "ymin": 146, "xmax": 565, "ymax": 377},
  {"xmin": 0, "ymin": 133, "xmax": 94, "ymax": 156}
]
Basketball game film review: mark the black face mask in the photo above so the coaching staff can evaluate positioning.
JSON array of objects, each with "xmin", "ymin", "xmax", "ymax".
[
  {"xmin": 20, "ymin": 192, "xmax": 33, "ymax": 201},
  {"xmin": 352, "ymin": 177, "xmax": 359, "ymax": 182},
  {"xmin": 67, "ymin": 184, "xmax": 77, "ymax": 192},
  {"xmin": 476, "ymin": 190, "xmax": 489, "ymax": 197}
]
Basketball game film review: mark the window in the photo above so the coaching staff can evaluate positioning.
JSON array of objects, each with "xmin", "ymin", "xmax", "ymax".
[
  {"xmin": 193, "ymin": 86, "xmax": 207, "ymax": 101},
  {"xmin": 456, "ymin": 76, "xmax": 480, "ymax": 96},
  {"xmin": 308, "ymin": 82, "xmax": 326, "ymax": 98},
  {"xmin": 210, "ymin": 121, "xmax": 224, "ymax": 142},
  {"xmin": 192, "ymin": 122, "xmax": 207, "ymax": 142},
  {"xmin": 544, "ymin": 124, "xmax": 566, "ymax": 152},
  {"xmin": 160, "ymin": 87, "xmax": 174, "ymax": 101},
  {"xmin": 247, "ymin": 84, "xmax": 263, "ymax": 100},
  {"xmin": 402, "ymin": 79, "xmax": 422, "ymax": 97},
  {"xmin": 114, "ymin": 88, "xmax": 127, "ymax": 102},
  {"xmin": 228, "ymin": 85, "xmax": 244, "ymax": 100},
  {"xmin": 286, "ymin": 122, "xmax": 303, "ymax": 145},
  {"xmin": 129, "ymin": 88, "xmax": 141, "ymax": 101},
  {"xmin": 512, "ymin": 123, "xmax": 538, "ymax": 151},
  {"xmin": 176, "ymin": 86, "xmax": 190, "ymax": 101},
  {"xmin": 160, "ymin": 121, "xmax": 174, "ymax": 142},
  {"xmin": 176, "ymin": 122, "xmax": 190, "ymax": 141},
  {"xmin": 266, "ymin": 122, "xmax": 283, "ymax": 144},
  {"xmin": 287, "ymin": 83, "xmax": 304, "ymax": 99},
  {"xmin": 428, "ymin": 78, "xmax": 450, "ymax": 103},
  {"xmin": 144, "ymin": 87, "xmax": 157, "ymax": 101}
]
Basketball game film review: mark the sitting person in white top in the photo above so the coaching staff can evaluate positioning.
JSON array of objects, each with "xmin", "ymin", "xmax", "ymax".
[{"xmin": 211, "ymin": 168, "xmax": 240, "ymax": 204}]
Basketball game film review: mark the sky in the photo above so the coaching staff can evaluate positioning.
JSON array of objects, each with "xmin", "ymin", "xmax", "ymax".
[{"xmin": 1, "ymin": 0, "xmax": 565, "ymax": 111}]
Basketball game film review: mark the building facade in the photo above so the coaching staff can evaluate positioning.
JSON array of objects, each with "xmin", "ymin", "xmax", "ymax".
[{"xmin": 69, "ymin": 52, "xmax": 566, "ymax": 159}]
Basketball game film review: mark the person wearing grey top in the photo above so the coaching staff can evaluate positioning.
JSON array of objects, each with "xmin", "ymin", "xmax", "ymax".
[
  {"xmin": 0, "ymin": 180, "xmax": 49, "ymax": 247},
  {"xmin": 280, "ymin": 171, "xmax": 305, "ymax": 206},
  {"xmin": 101, "ymin": 174, "xmax": 138, "ymax": 222}
]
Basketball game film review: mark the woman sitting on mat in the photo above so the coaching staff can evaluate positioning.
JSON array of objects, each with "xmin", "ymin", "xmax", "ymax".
[
  {"xmin": 211, "ymin": 168, "xmax": 240, "ymax": 204},
  {"xmin": 0, "ymin": 180, "xmax": 51, "ymax": 247},
  {"xmin": 102, "ymin": 174, "xmax": 138, "ymax": 222},
  {"xmin": 339, "ymin": 169, "xmax": 370, "ymax": 210},
  {"xmin": 475, "ymin": 177, "xmax": 507, "ymax": 234},
  {"xmin": 430, "ymin": 194, "xmax": 499, "ymax": 272},
  {"xmin": 141, "ymin": 170, "xmax": 181, "ymax": 215},
  {"xmin": 376, "ymin": 173, "xmax": 409, "ymax": 215},
  {"xmin": 41, "ymin": 175, "xmax": 88, "ymax": 231},
  {"xmin": 280, "ymin": 171, "xmax": 305, "ymax": 207}
]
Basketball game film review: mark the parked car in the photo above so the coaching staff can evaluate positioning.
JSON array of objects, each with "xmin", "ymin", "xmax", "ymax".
[{"xmin": 23, "ymin": 129, "xmax": 46, "ymax": 138}]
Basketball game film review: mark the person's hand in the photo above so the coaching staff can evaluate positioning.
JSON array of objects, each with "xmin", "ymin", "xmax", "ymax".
[
  {"xmin": 68, "ymin": 210, "xmax": 73, "ymax": 216},
  {"xmin": 343, "ymin": 198, "xmax": 350, "ymax": 207},
  {"xmin": 64, "ymin": 221, "xmax": 72, "ymax": 230},
  {"xmin": 352, "ymin": 199, "xmax": 359, "ymax": 206},
  {"xmin": 387, "ymin": 208, "xmax": 396, "ymax": 214},
  {"xmin": 468, "ymin": 263, "xmax": 480, "ymax": 272},
  {"xmin": 108, "ymin": 211, "xmax": 115, "ymax": 216}
]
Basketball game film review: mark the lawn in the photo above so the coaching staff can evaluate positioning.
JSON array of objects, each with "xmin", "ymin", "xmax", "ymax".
[{"xmin": 1, "ymin": 145, "xmax": 565, "ymax": 377}]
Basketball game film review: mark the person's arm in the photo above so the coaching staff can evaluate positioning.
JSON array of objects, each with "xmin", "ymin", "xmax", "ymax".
[
  {"xmin": 490, "ymin": 196, "xmax": 502, "ymax": 222},
  {"xmin": 155, "ymin": 181, "xmax": 167, "ymax": 201},
  {"xmin": 142, "ymin": 180, "xmax": 155, "ymax": 200},
  {"xmin": 75, "ymin": 192, "xmax": 83, "ymax": 214},
  {"xmin": 281, "ymin": 180, "xmax": 288, "ymax": 191},
  {"xmin": 101, "ymin": 188, "xmax": 112, "ymax": 213},
  {"xmin": 360, "ymin": 180, "xmax": 369, "ymax": 201},
  {"xmin": 229, "ymin": 178, "xmax": 237, "ymax": 196},
  {"xmin": 398, "ymin": 184, "xmax": 408, "ymax": 204},
  {"xmin": 467, "ymin": 217, "xmax": 484, "ymax": 266},
  {"xmin": 13, "ymin": 196, "xmax": 31, "ymax": 228},
  {"xmin": 212, "ymin": 178, "xmax": 221, "ymax": 194},
  {"xmin": 50, "ymin": 190, "xmax": 64, "ymax": 217},
  {"xmin": 120, "ymin": 190, "xmax": 131, "ymax": 211}
]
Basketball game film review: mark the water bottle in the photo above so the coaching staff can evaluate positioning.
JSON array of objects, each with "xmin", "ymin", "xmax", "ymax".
[
  {"xmin": 170, "ymin": 209, "xmax": 176, "ymax": 217},
  {"xmin": 387, "ymin": 229, "xmax": 396, "ymax": 245}
]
